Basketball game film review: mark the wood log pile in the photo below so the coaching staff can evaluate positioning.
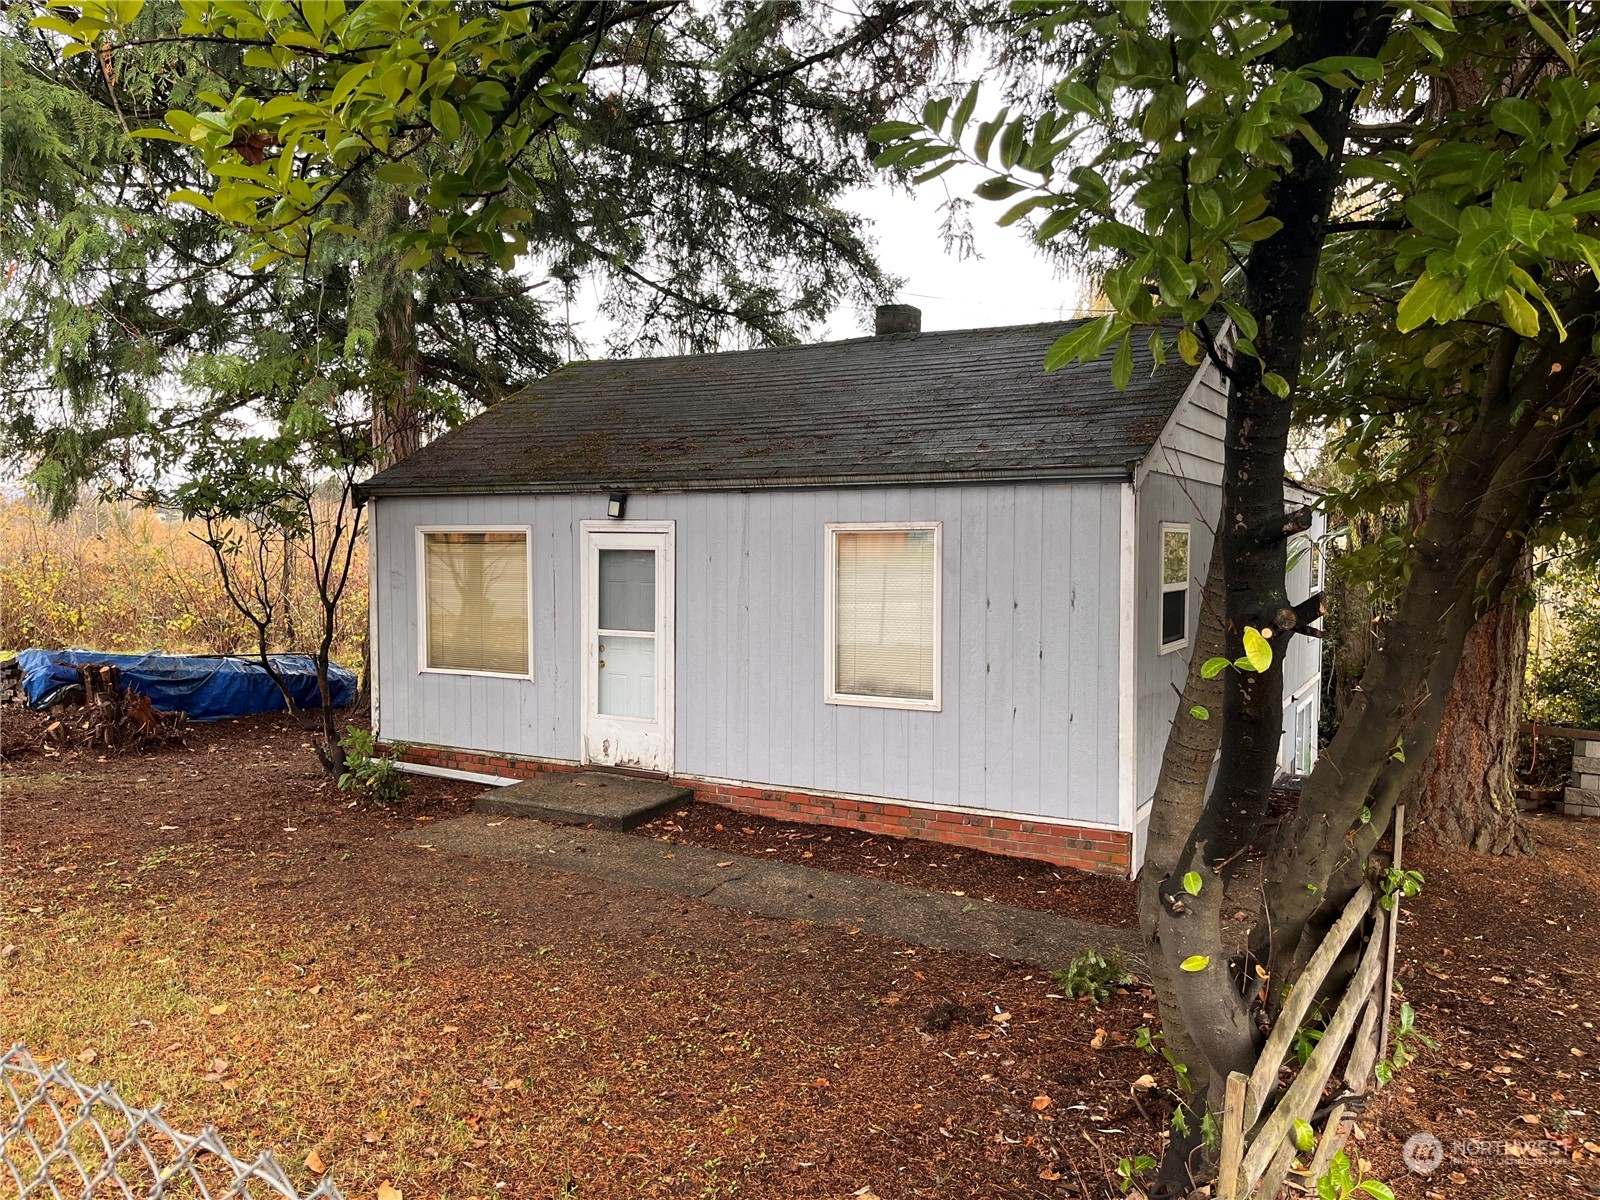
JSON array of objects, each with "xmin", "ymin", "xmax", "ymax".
[{"xmin": 41, "ymin": 663, "xmax": 187, "ymax": 752}]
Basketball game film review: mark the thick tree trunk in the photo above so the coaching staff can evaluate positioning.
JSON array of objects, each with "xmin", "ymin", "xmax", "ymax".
[
  {"xmin": 1330, "ymin": 512, "xmax": 1383, "ymax": 726},
  {"xmin": 1406, "ymin": 582, "xmax": 1534, "ymax": 854},
  {"xmin": 373, "ymin": 287, "xmax": 422, "ymax": 464},
  {"xmin": 1146, "ymin": 0, "xmax": 1389, "ymax": 1136},
  {"xmin": 1260, "ymin": 295, "xmax": 1600, "ymax": 975}
]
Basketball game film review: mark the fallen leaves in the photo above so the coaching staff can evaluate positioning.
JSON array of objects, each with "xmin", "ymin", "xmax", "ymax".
[
  {"xmin": 1090, "ymin": 1027, "xmax": 1108, "ymax": 1050},
  {"xmin": 1031, "ymin": 1094, "xmax": 1052, "ymax": 1111},
  {"xmin": 208, "ymin": 1002, "xmax": 229, "ymax": 1015},
  {"xmin": 76, "ymin": 1047, "xmax": 98, "ymax": 1064},
  {"xmin": 305, "ymin": 1150, "xmax": 327, "ymax": 1175},
  {"xmin": 377, "ymin": 1183, "xmax": 402, "ymax": 1200}
]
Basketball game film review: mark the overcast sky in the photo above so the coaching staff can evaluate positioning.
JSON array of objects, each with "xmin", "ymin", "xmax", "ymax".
[
  {"xmin": 819, "ymin": 171, "xmax": 1093, "ymax": 338},
  {"xmin": 559, "ymin": 164, "xmax": 1094, "ymax": 354}
]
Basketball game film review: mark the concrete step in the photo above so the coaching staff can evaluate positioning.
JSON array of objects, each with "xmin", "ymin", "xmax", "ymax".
[{"xmin": 476, "ymin": 771, "xmax": 691, "ymax": 830}]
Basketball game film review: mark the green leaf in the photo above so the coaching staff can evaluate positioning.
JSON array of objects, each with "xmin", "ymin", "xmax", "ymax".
[
  {"xmin": 1499, "ymin": 287, "xmax": 1540, "ymax": 337},
  {"xmin": 1235, "ymin": 217, "xmax": 1284, "ymax": 243},
  {"xmin": 1303, "ymin": 55, "xmax": 1384, "ymax": 82},
  {"xmin": 1179, "ymin": 955, "xmax": 1210, "ymax": 972},
  {"xmin": 867, "ymin": 120, "xmax": 921, "ymax": 141},
  {"xmin": 1423, "ymin": 340, "xmax": 1454, "ymax": 368},
  {"xmin": 1292, "ymin": 1118, "xmax": 1316, "ymax": 1153},
  {"xmin": 375, "ymin": 161, "xmax": 428, "ymax": 187},
  {"xmin": 951, "ymin": 82, "xmax": 979, "ymax": 139},
  {"xmin": 1262, "ymin": 372, "xmax": 1289, "ymax": 398},
  {"xmin": 974, "ymin": 176, "xmax": 1028, "ymax": 201},
  {"xmin": 1523, "ymin": 10, "xmax": 1578, "ymax": 71},
  {"xmin": 1242, "ymin": 626, "xmax": 1273, "ymax": 672},
  {"xmin": 1396, "ymin": 270, "xmax": 1454, "ymax": 332},
  {"xmin": 167, "ymin": 188, "xmax": 218, "ymax": 214},
  {"xmin": 1405, "ymin": 192, "xmax": 1460, "ymax": 240},
  {"xmin": 1111, "ymin": 335, "xmax": 1133, "ymax": 391},
  {"xmin": 973, "ymin": 109, "xmax": 1007, "ymax": 162},
  {"xmin": 1189, "ymin": 705, "xmax": 1210, "ymax": 721},
  {"xmin": 1200, "ymin": 656, "xmax": 1230, "ymax": 679},
  {"xmin": 1181, "ymin": 871, "xmax": 1202, "ymax": 896},
  {"xmin": 1359, "ymin": 1182, "xmax": 1397, "ymax": 1200},
  {"xmin": 1490, "ymin": 97, "xmax": 1541, "ymax": 140},
  {"xmin": 1220, "ymin": 301, "xmax": 1258, "ymax": 342},
  {"xmin": 1044, "ymin": 315, "xmax": 1119, "ymax": 371},
  {"xmin": 1177, "ymin": 328, "xmax": 1201, "ymax": 366},
  {"xmin": 431, "ymin": 98, "xmax": 461, "ymax": 143}
]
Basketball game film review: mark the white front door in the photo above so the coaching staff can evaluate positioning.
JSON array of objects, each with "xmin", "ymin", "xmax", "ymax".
[{"xmin": 581, "ymin": 521, "xmax": 674, "ymax": 773}]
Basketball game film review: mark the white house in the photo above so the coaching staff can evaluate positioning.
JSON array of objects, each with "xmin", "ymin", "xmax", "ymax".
[{"xmin": 358, "ymin": 306, "xmax": 1322, "ymax": 877}]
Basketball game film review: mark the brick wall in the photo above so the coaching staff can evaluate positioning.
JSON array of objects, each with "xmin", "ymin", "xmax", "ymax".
[{"xmin": 391, "ymin": 742, "xmax": 1133, "ymax": 877}]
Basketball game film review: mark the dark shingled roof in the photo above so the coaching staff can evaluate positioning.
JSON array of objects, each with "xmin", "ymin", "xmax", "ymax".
[{"xmin": 359, "ymin": 319, "xmax": 1195, "ymax": 497}]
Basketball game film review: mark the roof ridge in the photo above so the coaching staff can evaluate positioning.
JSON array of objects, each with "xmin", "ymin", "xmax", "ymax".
[{"xmin": 553, "ymin": 315, "xmax": 1102, "ymax": 375}]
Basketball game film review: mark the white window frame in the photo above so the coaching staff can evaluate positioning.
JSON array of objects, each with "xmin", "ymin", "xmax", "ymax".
[
  {"xmin": 1294, "ymin": 693, "xmax": 1316, "ymax": 775},
  {"xmin": 415, "ymin": 524, "xmax": 535, "ymax": 681},
  {"xmin": 824, "ymin": 521, "xmax": 942, "ymax": 712},
  {"xmin": 1159, "ymin": 521, "xmax": 1191, "ymax": 655},
  {"xmin": 1308, "ymin": 537, "xmax": 1324, "ymax": 593}
]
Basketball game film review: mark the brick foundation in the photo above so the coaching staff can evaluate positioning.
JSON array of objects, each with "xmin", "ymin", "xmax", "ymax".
[{"xmin": 393, "ymin": 742, "xmax": 1133, "ymax": 876}]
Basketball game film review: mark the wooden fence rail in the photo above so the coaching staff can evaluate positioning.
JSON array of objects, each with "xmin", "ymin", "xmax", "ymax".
[{"xmin": 1215, "ymin": 810, "xmax": 1406, "ymax": 1199}]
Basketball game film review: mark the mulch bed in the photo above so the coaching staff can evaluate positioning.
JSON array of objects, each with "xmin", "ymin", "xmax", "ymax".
[
  {"xmin": 1359, "ymin": 814, "xmax": 1600, "ymax": 1199},
  {"xmin": 636, "ymin": 805, "xmax": 1140, "ymax": 931},
  {"xmin": 4, "ymin": 704, "xmax": 1595, "ymax": 1199},
  {"xmin": 1, "ymin": 708, "xmax": 1167, "ymax": 1200}
]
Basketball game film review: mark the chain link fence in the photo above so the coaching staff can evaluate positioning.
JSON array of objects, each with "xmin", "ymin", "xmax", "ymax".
[{"xmin": 2, "ymin": 1043, "xmax": 345, "ymax": 1199}]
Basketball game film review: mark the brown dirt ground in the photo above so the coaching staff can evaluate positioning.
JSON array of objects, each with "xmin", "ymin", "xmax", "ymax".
[
  {"xmin": 3, "ymin": 707, "xmax": 1595, "ymax": 1199},
  {"xmin": 1360, "ymin": 813, "xmax": 1600, "ymax": 1200},
  {"xmin": 1, "ymin": 710, "xmax": 1168, "ymax": 1200},
  {"xmin": 634, "ymin": 805, "xmax": 1140, "ymax": 930}
]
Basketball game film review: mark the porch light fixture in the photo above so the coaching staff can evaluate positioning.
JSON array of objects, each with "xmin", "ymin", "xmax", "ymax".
[{"xmin": 607, "ymin": 491, "xmax": 628, "ymax": 520}]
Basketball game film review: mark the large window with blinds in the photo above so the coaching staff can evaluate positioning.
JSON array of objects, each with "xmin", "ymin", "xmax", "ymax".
[
  {"xmin": 419, "ymin": 528, "xmax": 531, "ymax": 677},
  {"xmin": 825, "ymin": 523, "xmax": 941, "ymax": 710}
]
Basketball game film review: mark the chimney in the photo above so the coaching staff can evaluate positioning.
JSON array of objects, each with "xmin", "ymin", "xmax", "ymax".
[{"xmin": 874, "ymin": 303, "xmax": 922, "ymax": 336}]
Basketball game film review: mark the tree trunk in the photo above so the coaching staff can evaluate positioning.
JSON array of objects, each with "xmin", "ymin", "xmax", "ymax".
[
  {"xmin": 1405, "ymin": 580, "xmax": 1534, "ymax": 854},
  {"xmin": 374, "ymin": 283, "xmax": 422, "ymax": 465}
]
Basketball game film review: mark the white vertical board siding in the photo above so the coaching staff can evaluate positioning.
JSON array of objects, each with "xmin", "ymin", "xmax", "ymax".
[
  {"xmin": 1277, "ymin": 498, "xmax": 1326, "ymax": 772},
  {"xmin": 373, "ymin": 482, "xmax": 1127, "ymax": 826},
  {"xmin": 1130, "ymin": 473, "xmax": 1329, "ymax": 837},
  {"xmin": 1132, "ymin": 471, "xmax": 1223, "ymax": 819}
]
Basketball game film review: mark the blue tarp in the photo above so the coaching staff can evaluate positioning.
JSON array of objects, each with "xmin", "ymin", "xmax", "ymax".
[{"xmin": 16, "ymin": 649, "xmax": 356, "ymax": 722}]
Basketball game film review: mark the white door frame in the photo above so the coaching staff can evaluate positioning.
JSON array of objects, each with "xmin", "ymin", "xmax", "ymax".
[{"xmin": 579, "ymin": 520, "xmax": 675, "ymax": 773}]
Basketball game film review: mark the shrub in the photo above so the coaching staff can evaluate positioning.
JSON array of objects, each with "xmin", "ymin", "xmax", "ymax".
[
  {"xmin": 337, "ymin": 727, "xmax": 410, "ymax": 806},
  {"xmin": 1052, "ymin": 948, "xmax": 1133, "ymax": 1005},
  {"xmin": 1527, "ymin": 556, "xmax": 1600, "ymax": 729}
]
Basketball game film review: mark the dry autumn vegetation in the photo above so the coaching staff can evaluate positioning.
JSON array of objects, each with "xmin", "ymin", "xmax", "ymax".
[
  {"xmin": 0, "ymin": 496, "xmax": 367, "ymax": 664},
  {"xmin": 3, "ymin": 710, "xmax": 1597, "ymax": 1199}
]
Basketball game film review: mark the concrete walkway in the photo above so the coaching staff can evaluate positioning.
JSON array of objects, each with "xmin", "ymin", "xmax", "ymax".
[{"xmin": 399, "ymin": 814, "xmax": 1141, "ymax": 969}]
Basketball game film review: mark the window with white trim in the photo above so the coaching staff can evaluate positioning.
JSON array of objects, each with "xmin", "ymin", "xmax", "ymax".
[
  {"xmin": 421, "ymin": 529, "xmax": 530, "ymax": 676},
  {"xmin": 1160, "ymin": 523, "xmax": 1190, "ymax": 652},
  {"xmin": 826, "ymin": 523, "xmax": 941, "ymax": 709},
  {"xmin": 1309, "ymin": 538, "xmax": 1324, "ymax": 593}
]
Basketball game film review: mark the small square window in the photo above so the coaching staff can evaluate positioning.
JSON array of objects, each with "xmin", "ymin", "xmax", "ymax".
[{"xmin": 1160, "ymin": 524, "xmax": 1190, "ymax": 652}]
